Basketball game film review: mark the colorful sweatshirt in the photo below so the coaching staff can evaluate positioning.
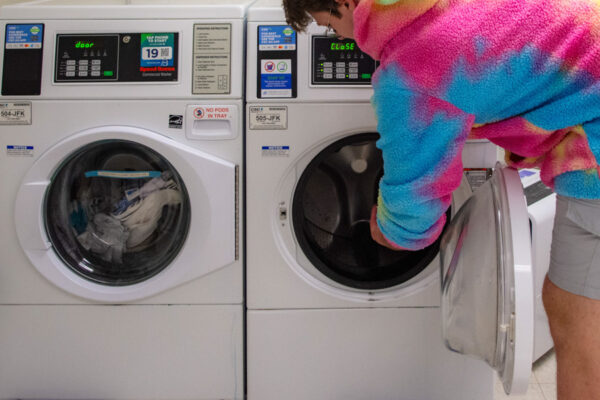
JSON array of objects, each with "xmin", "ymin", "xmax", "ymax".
[{"xmin": 355, "ymin": 0, "xmax": 600, "ymax": 250}]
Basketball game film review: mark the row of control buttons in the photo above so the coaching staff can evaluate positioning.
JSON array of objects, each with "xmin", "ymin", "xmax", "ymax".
[
  {"xmin": 321, "ymin": 73, "xmax": 360, "ymax": 79},
  {"xmin": 322, "ymin": 61, "xmax": 360, "ymax": 68},
  {"xmin": 66, "ymin": 60, "xmax": 102, "ymax": 66},
  {"xmin": 65, "ymin": 71, "xmax": 102, "ymax": 77},
  {"xmin": 323, "ymin": 67, "xmax": 359, "ymax": 74},
  {"xmin": 66, "ymin": 66, "xmax": 102, "ymax": 71}
]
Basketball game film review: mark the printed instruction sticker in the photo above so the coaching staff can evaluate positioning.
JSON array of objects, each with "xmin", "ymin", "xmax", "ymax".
[
  {"xmin": 5, "ymin": 24, "xmax": 43, "ymax": 49},
  {"xmin": 262, "ymin": 146, "xmax": 290, "ymax": 157},
  {"xmin": 261, "ymin": 59, "xmax": 292, "ymax": 98},
  {"xmin": 192, "ymin": 106, "xmax": 233, "ymax": 120},
  {"xmin": 6, "ymin": 145, "xmax": 34, "ymax": 157},
  {"xmin": 0, "ymin": 102, "xmax": 32, "ymax": 125},
  {"xmin": 193, "ymin": 24, "xmax": 231, "ymax": 95},
  {"xmin": 140, "ymin": 33, "xmax": 174, "ymax": 68},
  {"xmin": 258, "ymin": 25, "xmax": 296, "ymax": 51},
  {"xmin": 249, "ymin": 106, "xmax": 288, "ymax": 130}
]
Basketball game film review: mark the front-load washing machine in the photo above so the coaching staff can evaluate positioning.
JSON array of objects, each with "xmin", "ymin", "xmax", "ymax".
[
  {"xmin": 0, "ymin": 1, "xmax": 254, "ymax": 398},
  {"xmin": 245, "ymin": 1, "xmax": 539, "ymax": 399}
]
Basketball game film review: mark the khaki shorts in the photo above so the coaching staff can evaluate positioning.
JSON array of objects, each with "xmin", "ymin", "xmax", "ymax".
[{"xmin": 548, "ymin": 195, "xmax": 600, "ymax": 300}]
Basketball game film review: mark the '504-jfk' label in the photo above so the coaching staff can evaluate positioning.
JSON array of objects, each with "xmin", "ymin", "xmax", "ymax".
[{"xmin": 0, "ymin": 102, "xmax": 32, "ymax": 125}]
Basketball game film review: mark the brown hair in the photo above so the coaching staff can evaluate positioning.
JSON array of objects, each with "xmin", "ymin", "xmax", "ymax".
[{"xmin": 282, "ymin": 0, "xmax": 342, "ymax": 32}]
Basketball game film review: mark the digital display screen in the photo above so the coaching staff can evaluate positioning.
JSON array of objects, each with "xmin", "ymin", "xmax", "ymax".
[
  {"xmin": 330, "ymin": 42, "xmax": 356, "ymax": 51},
  {"xmin": 74, "ymin": 41, "xmax": 96, "ymax": 48}
]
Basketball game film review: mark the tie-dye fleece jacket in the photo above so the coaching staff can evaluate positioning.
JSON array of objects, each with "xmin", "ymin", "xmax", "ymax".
[{"xmin": 356, "ymin": 0, "xmax": 600, "ymax": 250}]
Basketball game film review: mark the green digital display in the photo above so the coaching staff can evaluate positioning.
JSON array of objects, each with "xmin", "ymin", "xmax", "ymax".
[
  {"xmin": 330, "ymin": 42, "xmax": 355, "ymax": 51},
  {"xmin": 75, "ymin": 41, "xmax": 95, "ymax": 48}
]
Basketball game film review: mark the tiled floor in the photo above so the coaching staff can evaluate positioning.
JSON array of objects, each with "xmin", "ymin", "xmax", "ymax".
[{"xmin": 494, "ymin": 350, "xmax": 557, "ymax": 400}]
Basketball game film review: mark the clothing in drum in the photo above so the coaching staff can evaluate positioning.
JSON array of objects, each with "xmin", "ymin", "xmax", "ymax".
[{"xmin": 45, "ymin": 140, "xmax": 191, "ymax": 286}]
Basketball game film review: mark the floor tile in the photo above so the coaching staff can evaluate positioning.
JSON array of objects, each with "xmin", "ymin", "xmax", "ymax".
[
  {"xmin": 540, "ymin": 383, "xmax": 557, "ymax": 400},
  {"xmin": 533, "ymin": 350, "xmax": 557, "ymax": 384},
  {"xmin": 494, "ymin": 383, "xmax": 546, "ymax": 400}
]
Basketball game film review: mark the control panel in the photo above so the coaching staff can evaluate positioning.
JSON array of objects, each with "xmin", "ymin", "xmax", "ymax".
[
  {"xmin": 55, "ymin": 32, "xmax": 178, "ymax": 83},
  {"xmin": 312, "ymin": 36, "xmax": 377, "ymax": 86}
]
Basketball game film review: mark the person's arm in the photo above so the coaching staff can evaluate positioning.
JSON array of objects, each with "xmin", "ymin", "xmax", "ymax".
[{"xmin": 369, "ymin": 66, "xmax": 475, "ymax": 251}]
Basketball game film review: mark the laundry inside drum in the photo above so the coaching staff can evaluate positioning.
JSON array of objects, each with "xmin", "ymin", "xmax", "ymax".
[
  {"xmin": 45, "ymin": 139, "xmax": 191, "ymax": 286},
  {"xmin": 292, "ymin": 133, "xmax": 447, "ymax": 290}
]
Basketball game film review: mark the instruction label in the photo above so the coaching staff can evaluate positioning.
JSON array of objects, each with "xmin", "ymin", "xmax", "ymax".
[
  {"xmin": 249, "ymin": 106, "xmax": 287, "ymax": 130},
  {"xmin": 193, "ymin": 24, "xmax": 231, "ymax": 94},
  {"xmin": 258, "ymin": 25, "xmax": 296, "ymax": 51},
  {"xmin": 5, "ymin": 24, "xmax": 43, "ymax": 49},
  {"xmin": 0, "ymin": 102, "xmax": 32, "ymax": 125},
  {"xmin": 140, "ymin": 33, "xmax": 174, "ymax": 68},
  {"xmin": 261, "ymin": 59, "xmax": 292, "ymax": 98},
  {"xmin": 262, "ymin": 146, "xmax": 290, "ymax": 157},
  {"xmin": 6, "ymin": 145, "xmax": 34, "ymax": 157},
  {"xmin": 192, "ymin": 105, "xmax": 233, "ymax": 120}
]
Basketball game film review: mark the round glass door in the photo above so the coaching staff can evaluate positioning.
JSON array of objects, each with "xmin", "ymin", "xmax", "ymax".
[
  {"xmin": 292, "ymin": 133, "xmax": 448, "ymax": 290},
  {"xmin": 45, "ymin": 140, "xmax": 191, "ymax": 286}
]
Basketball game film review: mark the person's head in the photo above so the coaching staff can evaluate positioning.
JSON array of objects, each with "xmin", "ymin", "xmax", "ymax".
[{"xmin": 282, "ymin": 0, "xmax": 360, "ymax": 39}]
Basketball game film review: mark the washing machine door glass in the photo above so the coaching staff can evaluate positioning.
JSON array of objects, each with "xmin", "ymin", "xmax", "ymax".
[
  {"xmin": 44, "ymin": 140, "xmax": 191, "ymax": 286},
  {"xmin": 292, "ymin": 133, "xmax": 447, "ymax": 290},
  {"xmin": 440, "ymin": 166, "xmax": 534, "ymax": 395}
]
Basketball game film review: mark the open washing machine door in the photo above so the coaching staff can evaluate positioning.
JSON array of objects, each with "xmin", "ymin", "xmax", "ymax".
[{"xmin": 440, "ymin": 165, "xmax": 534, "ymax": 395}]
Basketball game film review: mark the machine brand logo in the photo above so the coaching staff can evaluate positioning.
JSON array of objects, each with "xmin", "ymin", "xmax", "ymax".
[{"xmin": 169, "ymin": 114, "xmax": 183, "ymax": 129}]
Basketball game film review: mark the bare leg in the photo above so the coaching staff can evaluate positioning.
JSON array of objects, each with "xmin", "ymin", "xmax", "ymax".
[{"xmin": 542, "ymin": 277, "xmax": 600, "ymax": 400}]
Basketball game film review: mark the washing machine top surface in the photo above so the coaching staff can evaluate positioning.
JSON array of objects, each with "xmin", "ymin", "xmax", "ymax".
[
  {"xmin": 247, "ymin": 0, "xmax": 285, "ymax": 20},
  {"xmin": 1, "ymin": 0, "xmax": 250, "ymax": 98},
  {"xmin": 1, "ymin": 0, "xmax": 257, "ymax": 19}
]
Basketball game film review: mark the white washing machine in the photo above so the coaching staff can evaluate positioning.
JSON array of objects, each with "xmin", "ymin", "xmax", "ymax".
[
  {"xmin": 519, "ymin": 169, "xmax": 556, "ymax": 361},
  {"xmin": 0, "ymin": 1, "xmax": 254, "ymax": 399},
  {"xmin": 245, "ymin": 1, "xmax": 541, "ymax": 399}
]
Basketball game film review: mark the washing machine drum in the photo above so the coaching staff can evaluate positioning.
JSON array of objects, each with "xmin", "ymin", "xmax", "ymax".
[
  {"xmin": 45, "ymin": 140, "xmax": 191, "ymax": 286},
  {"xmin": 292, "ymin": 133, "xmax": 448, "ymax": 290}
]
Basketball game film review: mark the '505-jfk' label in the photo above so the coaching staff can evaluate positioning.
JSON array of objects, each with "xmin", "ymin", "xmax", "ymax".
[
  {"xmin": 249, "ymin": 106, "xmax": 287, "ymax": 130},
  {"xmin": 0, "ymin": 102, "xmax": 32, "ymax": 125}
]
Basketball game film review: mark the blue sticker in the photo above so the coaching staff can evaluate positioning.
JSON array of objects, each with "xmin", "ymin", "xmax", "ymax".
[
  {"xmin": 5, "ymin": 24, "xmax": 43, "ymax": 49},
  {"xmin": 6, "ymin": 145, "xmax": 34, "ymax": 157},
  {"xmin": 261, "ymin": 59, "xmax": 292, "ymax": 98},
  {"xmin": 261, "ymin": 75, "xmax": 292, "ymax": 90},
  {"xmin": 258, "ymin": 26, "xmax": 296, "ymax": 51},
  {"xmin": 261, "ymin": 146, "xmax": 290, "ymax": 157},
  {"xmin": 140, "ymin": 33, "xmax": 174, "ymax": 68}
]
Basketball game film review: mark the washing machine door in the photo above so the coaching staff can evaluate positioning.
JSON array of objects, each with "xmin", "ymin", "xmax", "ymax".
[
  {"xmin": 440, "ymin": 165, "xmax": 534, "ymax": 395},
  {"xmin": 15, "ymin": 126, "xmax": 237, "ymax": 302}
]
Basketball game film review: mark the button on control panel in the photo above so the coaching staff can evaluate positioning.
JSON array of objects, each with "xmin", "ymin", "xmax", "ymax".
[{"xmin": 312, "ymin": 37, "xmax": 378, "ymax": 86}]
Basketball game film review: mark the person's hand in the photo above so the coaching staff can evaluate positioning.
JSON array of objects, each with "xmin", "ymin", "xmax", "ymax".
[{"xmin": 369, "ymin": 206, "xmax": 409, "ymax": 251}]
